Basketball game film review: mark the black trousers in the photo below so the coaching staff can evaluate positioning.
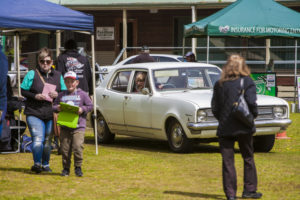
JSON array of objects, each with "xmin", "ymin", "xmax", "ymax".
[{"xmin": 218, "ymin": 134, "xmax": 257, "ymax": 198}]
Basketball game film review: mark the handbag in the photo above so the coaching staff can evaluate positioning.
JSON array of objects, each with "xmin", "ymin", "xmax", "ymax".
[{"xmin": 231, "ymin": 78, "xmax": 254, "ymax": 128}]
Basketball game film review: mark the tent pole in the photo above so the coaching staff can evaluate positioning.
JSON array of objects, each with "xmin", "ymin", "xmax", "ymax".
[
  {"xmin": 294, "ymin": 39, "xmax": 298, "ymax": 104},
  {"xmin": 16, "ymin": 33, "xmax": 21, "ymax": 97},
  {"xmin": 16, "ymin": 32, "xmax": 21, "ymax": 153},
  {"xmin": 206, "ymin": 35, "xmax": 210, "ymax": 63},
  {"xmin": 91, "ymin": 34, "xmax": 98, "ymax": 155},
  {"xmin": 265, "ymin": 39, "xmax": 271, "ymax": 71}
]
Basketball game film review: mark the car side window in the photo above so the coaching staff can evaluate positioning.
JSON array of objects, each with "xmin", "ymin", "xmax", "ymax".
[
  {"xmin": 110, "ymin": 71, "xmax": 131, "ymax": 92},
  {"xmin": 131, "ymin": 71, "xmax": 151, "ymax": 93}
]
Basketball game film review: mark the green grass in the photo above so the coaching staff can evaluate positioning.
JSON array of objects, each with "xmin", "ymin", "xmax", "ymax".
[{"xmin": 0, "ymin": 114, "xmax": 299, "ymax": 200}]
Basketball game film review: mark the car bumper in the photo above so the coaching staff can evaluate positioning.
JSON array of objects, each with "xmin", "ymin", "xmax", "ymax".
[{"xmin": 187, "ymin": 119, "xmax": 292, "ymax": 133}]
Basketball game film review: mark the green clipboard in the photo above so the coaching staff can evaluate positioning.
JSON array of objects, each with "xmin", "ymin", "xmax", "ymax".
[{"xmin": 57, "ymin": 102, "xmax": 79, "ymax": 128}]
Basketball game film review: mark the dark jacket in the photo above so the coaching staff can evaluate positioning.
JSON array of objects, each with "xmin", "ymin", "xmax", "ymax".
[
  {"xmin": 131, "ymin": 53, "xmax": 155, "ymax": 64},
  {"xmin": 211, "ymin": 76, "xmax": 258, "ymax": 137},
  {"xmin": 0, "ymin": 45, "xmax": 8, "ymax": 116},
  {"xmin": 57, "ymin": 50, "xmax": 93, "ymax": 95},
  {"xmin": 21, "ymin": 68, "xmax": 65, "ymax": 120}
]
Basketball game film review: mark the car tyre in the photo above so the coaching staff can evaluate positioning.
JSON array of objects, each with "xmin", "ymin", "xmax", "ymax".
[
  {"xmin": 253, "ymin": 134, "xmax": 275, "ymax": 152},
  {"xmin": 167, "ymin": 120, "xmax": 193, "ymax": 153},
  {"xmin": 96, "ymin": 114, "xmax": 115, "ymax": 144}
]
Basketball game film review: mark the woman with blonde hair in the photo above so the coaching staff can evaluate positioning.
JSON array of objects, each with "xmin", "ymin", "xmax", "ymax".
[
  {"xmin": 21, "ymin": 47, "xmax": 66, "ymax": 173},
  {"xmin": 211, "ymin": 54, "xmax": 262, "ymax": 200}
]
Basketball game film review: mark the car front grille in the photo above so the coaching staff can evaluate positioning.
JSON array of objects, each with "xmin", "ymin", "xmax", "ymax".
[{"xmin": 204, "ymin": 106, "xmax": 275, "ymax": 122}]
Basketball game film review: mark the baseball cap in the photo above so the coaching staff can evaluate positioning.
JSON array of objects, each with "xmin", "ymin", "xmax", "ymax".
[
  {"xmin": 185, "ymin": 51, "xmax": 194, "ymax": 57},
  {"xmin": 64, "ymin": 71, "xmax": 78, "ymax": 80}
]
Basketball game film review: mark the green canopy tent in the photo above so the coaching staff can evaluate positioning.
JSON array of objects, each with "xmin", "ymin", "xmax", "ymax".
[
  {"xmin": 184, "ymin": 0, "xmax": 300, "ymax": 38},
  {"xmin": 184, "ymin": 0, "xmax": 300, "ymax": 94}
]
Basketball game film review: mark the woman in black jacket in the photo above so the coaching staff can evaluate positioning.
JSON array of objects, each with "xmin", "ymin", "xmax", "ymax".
[
  {"xmin": 211, "ymin": 54, "xmax": 262, "ymax": 200},
  {"xmin": 21, "ymin": 48, "xmax": 66, "ymax": 173}
]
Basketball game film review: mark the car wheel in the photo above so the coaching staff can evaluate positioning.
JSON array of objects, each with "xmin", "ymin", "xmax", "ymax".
[
  {"xmin": 253, "ymin": 134, "xmax": 275, "ymax": 152},
  {"xmin": 167, "ymin": 120, "xmax": 192, "ymax": 153},
  {"xmin": 96, "ymin": 114, "xmax": 115, "ymax": 144}
]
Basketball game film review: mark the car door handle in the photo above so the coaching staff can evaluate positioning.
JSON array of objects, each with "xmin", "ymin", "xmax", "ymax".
[{"xmin": 124, "ymin": 96, "xmax": 131, "ymax": 100}]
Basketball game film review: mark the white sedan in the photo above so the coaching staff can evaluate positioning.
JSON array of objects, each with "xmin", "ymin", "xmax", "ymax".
[{"xmin": 94, "ymin": 62, "xmax": 292, "ymax": 153}]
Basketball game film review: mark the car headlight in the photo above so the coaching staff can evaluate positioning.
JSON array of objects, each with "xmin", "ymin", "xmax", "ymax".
[
  {"xmin": 197, "ymin": 110, "xmax": 207, "ymax": 122},
  {"xmin": 273, "ymin": 106, "xmax": 286, "ymax": 119}
]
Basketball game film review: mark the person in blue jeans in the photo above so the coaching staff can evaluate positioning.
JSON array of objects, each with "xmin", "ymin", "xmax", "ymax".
[{"xmin": 21, "ymin": 47, "xmax": 66, "ymax": 173}]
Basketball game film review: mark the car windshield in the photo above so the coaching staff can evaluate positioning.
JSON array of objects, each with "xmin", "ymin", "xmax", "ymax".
[{"xmin": 152, "ymin": 67, "xmax": 221, "ymax": 91}]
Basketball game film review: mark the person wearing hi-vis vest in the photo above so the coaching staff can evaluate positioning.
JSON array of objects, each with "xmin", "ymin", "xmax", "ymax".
[
  {"xmin": 53, "ymin": 71, "xmax": 93, "ymax": 177},
  {"xmin": 21, "ymin": 47, "xmax": 66, "ymax": 173}
]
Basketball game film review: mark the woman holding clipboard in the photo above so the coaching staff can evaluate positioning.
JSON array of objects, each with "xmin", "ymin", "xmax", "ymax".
[{"xmin": 21, "ymin": 47, "xmax": 66, "ymax": 173}]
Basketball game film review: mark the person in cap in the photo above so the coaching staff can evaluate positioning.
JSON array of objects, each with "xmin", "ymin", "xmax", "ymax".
[
  {"xmin": 53, "ymin": 71, "xmax": 93, "ymax": 177},
  {"xmin": 131, "ymin": 45, "xmax": 155, "ymax": 64},
  {"xmin": 56, "ymin": 39, "xmax": 93, "ymax": 96},
  {"xmin": 21, "ymin": 47, "xmax": 66, "ymax": 173},
  {"xmin": 185, "ymin": 51, "xmax": 196, "ymax": 62}
]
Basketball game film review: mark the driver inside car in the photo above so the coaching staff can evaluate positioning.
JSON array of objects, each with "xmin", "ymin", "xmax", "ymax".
[{"xmin": 133, "ymin": 72, "xmax": 148, "ymax": 93}]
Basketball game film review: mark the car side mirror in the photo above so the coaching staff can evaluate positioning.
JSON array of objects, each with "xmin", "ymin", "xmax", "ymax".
[{"xmin": 141, "ymin": 88, "xmax": 150, "ymax": 95}]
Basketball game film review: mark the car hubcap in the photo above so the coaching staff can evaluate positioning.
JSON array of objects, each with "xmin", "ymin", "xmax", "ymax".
[
  {"xmin": 171, "ymin": 124, "xmax": 183, "ymax": 148},
  {"xmin": 97, "ymin": 118, "xmax": 105, "ymax": 138}
]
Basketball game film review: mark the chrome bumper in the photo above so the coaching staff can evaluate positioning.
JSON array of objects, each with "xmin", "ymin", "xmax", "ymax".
[{"xmin": 187, "ymin": 119, "xmax": 292, "ymax": 131}]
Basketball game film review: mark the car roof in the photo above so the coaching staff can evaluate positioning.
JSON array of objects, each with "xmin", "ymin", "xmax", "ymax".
[
  {"xmin": 115, "ymin": 53, "xmax": 183, "ymax": 65},
  {"xmin": 115, "ymin": 62, "xmax": 220, "ymax": 70}
]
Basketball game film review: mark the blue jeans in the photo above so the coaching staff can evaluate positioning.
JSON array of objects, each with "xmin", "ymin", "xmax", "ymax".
[{"xmin": 26, "ymin": 116, "xmax": 53, "ymax": 167}]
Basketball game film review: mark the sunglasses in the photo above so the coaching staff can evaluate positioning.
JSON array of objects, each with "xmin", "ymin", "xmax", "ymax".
[
  {"xmin": 40, "ymin": 60, "xmax": 52, "ymax": 65},
  {"xmin": 137, "ymin": 79, "xmax": 145, "ymax": 82}
]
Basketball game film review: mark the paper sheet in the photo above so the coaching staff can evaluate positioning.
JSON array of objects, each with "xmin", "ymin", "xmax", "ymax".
[{"xmin": 42, "ymin": 83, "xmax": 56, "ymax": 102}]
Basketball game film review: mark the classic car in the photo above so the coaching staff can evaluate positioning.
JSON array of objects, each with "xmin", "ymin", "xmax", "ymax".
[{"xmin": 94, "ymin": 62, "xmax": 292, "ymax": 153}]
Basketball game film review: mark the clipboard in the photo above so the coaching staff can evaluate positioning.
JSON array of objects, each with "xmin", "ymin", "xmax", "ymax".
[{"xmin": 57, "ymin": 102, "xmax": 79, "ymax": 128}]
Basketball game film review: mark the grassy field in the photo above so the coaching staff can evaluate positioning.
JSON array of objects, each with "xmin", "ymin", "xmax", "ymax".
[{"xmin": 0, "ymin": 113, "xmax": 299, "ymax": 200}]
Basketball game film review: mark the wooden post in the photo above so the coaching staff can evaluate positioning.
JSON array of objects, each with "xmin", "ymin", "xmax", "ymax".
[
  {"xmin": 191, "ymin": 6, "xmax": 197, "ymax": 58},
  {"xmin": 56, "ymin": 30, "xmax": 61, "ymax": 58},
  {"xmin": 123, "ymin": 9, "xmax": 127, "ymax": 60}
]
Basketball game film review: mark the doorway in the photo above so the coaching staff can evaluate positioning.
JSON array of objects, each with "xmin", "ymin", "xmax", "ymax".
[{"xmin": 115, "ymin": 19, "xmax": 137, "ymax": 58}]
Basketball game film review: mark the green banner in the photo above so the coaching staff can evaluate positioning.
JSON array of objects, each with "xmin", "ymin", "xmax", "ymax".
[
  {"xmin": 0, "ymin": 36, "xmax": 5, "ymax": 52},
  {"xmin": 250, "ymin": 73, "xmax": 276, "ymax": 96}
]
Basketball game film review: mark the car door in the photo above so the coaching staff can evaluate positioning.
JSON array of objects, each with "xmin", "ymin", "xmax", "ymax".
[
  {"xmin": 100, "ymin": 70, "xmax": 132, "ymax": 134},
  {"xmin": 123, "ymin": 70, "xmax": 153, "ymax": 137}
]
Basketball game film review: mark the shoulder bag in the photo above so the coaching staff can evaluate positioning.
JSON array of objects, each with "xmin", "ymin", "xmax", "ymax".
[{"xmin": 231, "ymin": 78, "xmax": 254, "ymax": 128}]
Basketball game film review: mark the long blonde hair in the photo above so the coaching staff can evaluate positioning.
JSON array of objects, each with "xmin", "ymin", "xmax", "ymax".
[{"xmin": 219, "ymin": 54, "xmax": 250, "ymax": 84}]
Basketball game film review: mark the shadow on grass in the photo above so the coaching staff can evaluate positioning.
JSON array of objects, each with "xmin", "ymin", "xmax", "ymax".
[
  {"xmin": 85, "ymin": 136, "xmax": 221, "ymax": 154},
  {"xmin": 0, "ymin": 167, "xmax": 61, "ymax": 176},
  {"xmin": 164, "ymin": 190, "xmax": 225, "ymax": 200}
]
